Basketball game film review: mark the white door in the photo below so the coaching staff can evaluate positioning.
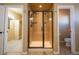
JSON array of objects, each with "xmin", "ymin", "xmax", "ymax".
[{"xmin": 0, "ymin": 6, "xmax": 5, "ymax": 55}]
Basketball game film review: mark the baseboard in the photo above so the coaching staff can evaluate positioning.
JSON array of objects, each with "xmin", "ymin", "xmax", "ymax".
[
  {"xmin": 53, "ymin": 51, "xmax": 59, "ymax": 55},
  {"xmin": 72, "ymin": 51, "xmax": 79, "ymax": 55},
  {"xmin": 22, "ymin": 51, "xmax": 27, "ymax": 55},
  {"xmin": 3, "ymin": 52, "xmax": 7, "ymax": 55}
]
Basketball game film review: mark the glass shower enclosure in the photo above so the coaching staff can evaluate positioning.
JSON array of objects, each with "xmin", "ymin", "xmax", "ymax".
[{"xmin": 28, "ymin": 11, "xmax": 53, "ymax": 48}]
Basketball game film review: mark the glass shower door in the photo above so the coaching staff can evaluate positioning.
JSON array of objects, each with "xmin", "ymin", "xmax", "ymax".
[
  {"xmin": 44, "ymin": 12, "xmax": 53, "ymax": 48},
  {"xmin": 28, "ymin": 11, "xmax": 53, "ymax": 48},
  {"xmin": 29, "ymin": 11, "xmax": 43, "ymax": 47}
]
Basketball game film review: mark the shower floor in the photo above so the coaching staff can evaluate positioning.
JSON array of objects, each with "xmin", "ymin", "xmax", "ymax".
[{"xmin": 30, "ymin": 41, "xmax": 52, "ymax": 48}]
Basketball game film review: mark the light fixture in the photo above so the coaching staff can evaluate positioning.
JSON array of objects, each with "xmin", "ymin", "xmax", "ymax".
[
  {"xmin": 30, "ymin": 17, "xmax": 33, "ymax": 21},
  {"xmin": 49, "ymin": 18, "xmax": 52, "ymax": 21},
  {"xmin": 39, "ymin": 5, "xmax": 42, "ymax": 8}
]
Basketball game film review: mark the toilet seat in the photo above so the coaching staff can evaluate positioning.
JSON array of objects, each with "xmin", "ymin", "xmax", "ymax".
[{"xmin": 64, "ymin": 38, "xmax": 71, "ymax": 47}]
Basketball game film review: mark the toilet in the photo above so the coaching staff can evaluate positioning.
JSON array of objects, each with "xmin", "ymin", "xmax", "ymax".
[{"xmin": 64, "ymin": 38, "xmax": 71, "ymax": 47}]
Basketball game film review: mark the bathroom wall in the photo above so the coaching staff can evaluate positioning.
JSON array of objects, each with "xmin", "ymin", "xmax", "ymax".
[
  {"xmin": 53, "ymin": 4, "xmax": 58, "ymax": 53},
  {"xmin": 23, "ymin": 4, "xmax": 28, "ymax": 52}
]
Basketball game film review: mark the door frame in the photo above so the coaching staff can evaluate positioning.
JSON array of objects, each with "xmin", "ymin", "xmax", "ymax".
[
  {"xmin": 57, "ymin": 5, "xmax": 75, "ymax": 54},
  {"xmin": 28, "ymin": 11, "xmax": 53, "ymax": 49},
  {"xmin": 4, "ymin": 4, "xmax": 24, "ymax": 54}
]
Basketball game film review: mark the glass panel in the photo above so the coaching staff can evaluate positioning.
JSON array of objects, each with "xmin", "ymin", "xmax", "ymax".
[
  {"xmin": 29, "ymin": 12, "xmax": 43, "ymax": 47},
  {"xmin": 44, "ymin": 12, "xmax": 53, "ymax": 48}
]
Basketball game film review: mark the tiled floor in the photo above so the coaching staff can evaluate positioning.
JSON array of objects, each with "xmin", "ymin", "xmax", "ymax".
[
  {"xmin": 60, "ymin": 42, "xmax": 72, "ymax": 55},
  {"xmin": 6, "ymin": 52, "xmax": 27, "ymax": 55},
  {"xmin": 6, "ymin": 47, "xmax": 71, "ymax": 55},
  {"xmin": 6, "ymin": 40, "xmax": 72, "ymax": 55},
  {"xmin": 6, "ymin": 49, "xmax": 53, "ymax": 55},
  {"xmin": 27, "ymin": 43, "xmax": 72, "ymax": 55}
]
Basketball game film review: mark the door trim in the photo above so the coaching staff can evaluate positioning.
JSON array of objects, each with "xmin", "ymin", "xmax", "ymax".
[{"xmin": 4, "ymin": 4, "xmax": 24, "ymax": 54}]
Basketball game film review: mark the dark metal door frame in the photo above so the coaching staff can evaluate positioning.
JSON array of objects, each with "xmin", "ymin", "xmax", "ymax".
[{"xmin": 28, "ymin": 11, "xmax": 53, "ymax": 48}]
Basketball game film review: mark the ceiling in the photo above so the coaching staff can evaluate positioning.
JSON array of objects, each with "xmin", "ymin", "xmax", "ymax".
[{"xmin": 29, "ymin": 3, "xmax": 53, "ymax": 11}]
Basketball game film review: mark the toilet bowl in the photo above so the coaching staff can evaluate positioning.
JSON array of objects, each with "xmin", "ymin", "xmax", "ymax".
[{"xmin": 64, "ymin": 38, "xmax": 71, "ymax": 47}]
